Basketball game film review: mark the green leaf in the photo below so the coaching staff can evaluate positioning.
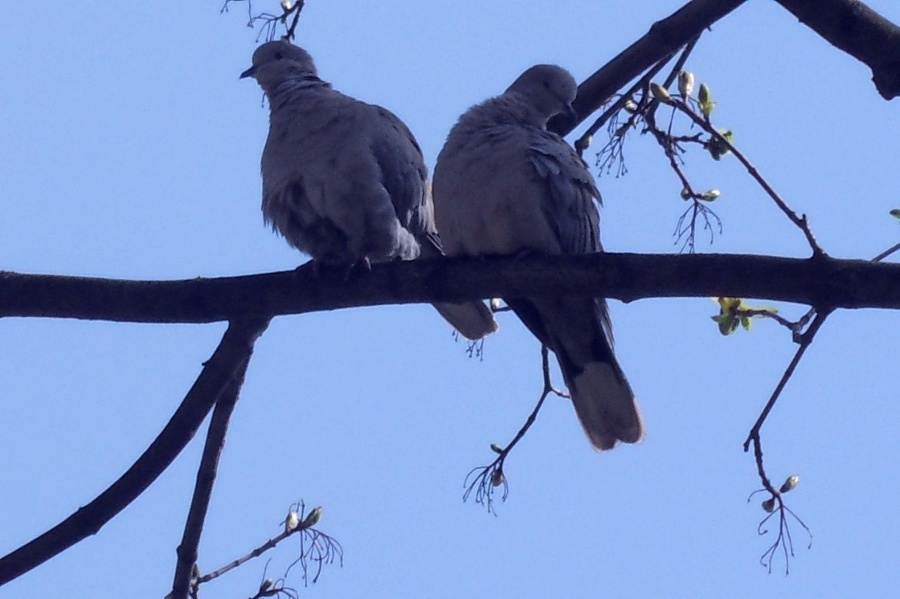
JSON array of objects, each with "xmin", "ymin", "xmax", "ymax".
[
  {"xmin": 712, "ymin": 314, "xmax": 738, "ymax": 335},
  {"xmin": 707, "ymin": 129, "xmax": 733, "ymax": 161},
  {"xmin": 890, "ymin": 208, "xmax": 900, "ymax": 220},
  {"xmin": 713, "ymin": 297, "xmax": 743, "ymax": 335},
  {"xmin": 301, "ymin": 506, "xmax": 323, "ymax": 528}
]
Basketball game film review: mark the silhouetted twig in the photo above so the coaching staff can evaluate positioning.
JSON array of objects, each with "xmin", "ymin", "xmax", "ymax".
[
  {"xmin": 663, "ymin": 95, "xmax": 825, "ymax": 256},
  {"xmin": 222, "ymin": 0, "xmax": 307, "ymax": 41},
  {"xmin": 743, "ymin": 309, "xmax": 831, "ymax": 453},
  {"xmin": 195, "ymin": 501, "xmax": 342, "ymax": 592},
  {"xmin": 738, "ymin": 310, "xmax": 828, "ymax": 574},
  {"xmin": 873, "ymin": 241, "xmax": 900, "ymax": 262},
  {"xmin": 747, "ymin": 473, "xmax": 813, "ymax": 575},
  {"xmin": 463, "ymin": 346, "xmax": 567, "ymax": 513}
]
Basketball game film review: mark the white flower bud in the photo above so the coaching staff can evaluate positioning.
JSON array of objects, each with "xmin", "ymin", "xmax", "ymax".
[
  {"xmin": 678, "ymin": 71, "xmax": 694, "ymax": 98},
  {"xmin": 285, "ymin": 510, "xmax": 300, "ymax": 532},
  {"xmin": 780, "ymin": 475, "xmax": 800, "ymax": 493}
]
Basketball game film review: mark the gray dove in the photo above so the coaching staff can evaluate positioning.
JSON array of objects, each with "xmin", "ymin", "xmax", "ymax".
[
  {"xmin": 241, "ymin": 40, "xmax": 496, "ymax": 340},
  {"xmin": 432, "ymin": 64, "xmax": 642, "ymax": 449}
]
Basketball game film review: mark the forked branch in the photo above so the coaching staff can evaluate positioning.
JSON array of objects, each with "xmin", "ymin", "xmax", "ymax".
[{"xmin": 0, "ymin": 318, "xmax": 270, "ymax": 586}]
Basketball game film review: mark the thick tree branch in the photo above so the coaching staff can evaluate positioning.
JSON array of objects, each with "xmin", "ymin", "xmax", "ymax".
[
  {"xmin": 1, "ymin": 254, "xmax": 898, "ymax": 326},
  {"xmin": 552, "ymin": 0, "xmax": 747, "ymax": 135},
  {"xmin": 170, "ymin": 334, "xmax": 261, "ymax": 599},
  {"xmin": 775, "ymin": 0, "xmax": 900, "ymax": 100},
  {"xmin": 0, "ymin": 318, "xmax": 270, "ymax": 586},
  {"xmin": 555, "ymin": 0, "xmax": 898, "ymax": 138}
]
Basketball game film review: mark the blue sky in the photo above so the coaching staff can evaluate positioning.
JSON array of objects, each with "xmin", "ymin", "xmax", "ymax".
[{"xmin": 2, "ymin": 1, "xmax": 899, "ymax": 597}]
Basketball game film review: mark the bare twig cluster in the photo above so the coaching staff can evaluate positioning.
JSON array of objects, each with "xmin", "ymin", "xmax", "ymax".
[
  {"xmin": 222, "ymin": 0, "xmax": 306, "ymax": 41},
  {"xmin": 193, "ymin": 502, "xmax": 343, "ymax": 595},
  {"xmin": 747, "ymin": 474, "xmax": 812, "ymax": 575},
  {"xmin": 463, "ymin": 347, "xmax": 568, "ymax": 513}
]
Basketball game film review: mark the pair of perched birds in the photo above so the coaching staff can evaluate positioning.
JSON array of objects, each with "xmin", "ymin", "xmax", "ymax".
[{"xmin": 241, "ymin": 40, "xmax": 642, "ymax": 450}]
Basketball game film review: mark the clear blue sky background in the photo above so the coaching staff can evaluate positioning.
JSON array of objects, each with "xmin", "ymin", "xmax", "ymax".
[{"xmin": 2, "ymin": 1, "xmax": 899, "ymax": 597}]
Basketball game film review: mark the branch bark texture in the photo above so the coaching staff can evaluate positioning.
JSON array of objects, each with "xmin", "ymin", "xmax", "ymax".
[
  {"xmin": 170, "ymin": 353, "xmax": 254, "ymax": 599},
  {"xmin": 1, "ymin": 254, "xmax": 898, "ymax": 326},
  {"xmin": 554, "ymin": 0, "xmax": 898, "ymax": 138},
  {"xmin": 553, "ymin": 0, "xmax": 748, "ymax": 135},
  {"xmin": 776, "ymin": 0, "xmax": 900, "ymax": 99}
]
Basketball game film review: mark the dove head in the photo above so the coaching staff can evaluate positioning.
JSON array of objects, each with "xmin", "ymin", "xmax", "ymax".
[
  {"xmin": 240, "ymin": 40, "xmax": 318, "ymax": 94},
  {"xmin": 505, "ymin": 64, "xmax": 578, "ymax": 126}
]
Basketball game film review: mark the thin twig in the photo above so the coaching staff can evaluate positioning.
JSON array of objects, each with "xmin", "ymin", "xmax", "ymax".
[
  {"xmin": 730, "ymin": 306, "xmax": 802, "ymax": 333},
  {"xmin": 641, "ymin": 36, "xmax": 701, "ymax": 130},
  {"xmin": 748, "ymin": 473, "xmax": 813, "ymax": 575},
  {"xmin": 463, "ymin": 346, "xmax": 566, "ymax": 513},
  {"xmin": 872, "ymin": 240, "xmax": 900, "ymax": 262},
  {"xmin": 284, "ymin": 527, "xmax": 344, "ymax": 585},
  {"xmin": 667, "ymin": 97, "xmax": 826, "ymax": 256},
  {"xmin": 283, "ymin": 1, "xmax": 306, "ymax": 40},
  {"xmin": 576, "ymin": 60, "xmax": 668, "ymax": 156},
  {"xmin": 197, "ymin": 502, "xmax": 342, "ymax": 588},
  {"xmin": 738, "ymin": 308, "xmax": 830, "ymax": 574},
  {"xmin": 580, "ymin": 37, "xmax": 700, "ymax": 165},
  {"xmin": 230, "ymin": 0, "xmax": 307, "ymax": 42},
  {"xmin": 662, "ymin": 38, "xmax": 700, "ymax": 88},
  {"xmin": 742, "ymin": 308, "xmax": 832, "ymax": 452},
  {"xmin": 642, "ymin": 99, "xmax": 722, "ymax": 251},
  {"xmin": 673, "ymin": 199, "xmax": 723, "ymax": 252}
]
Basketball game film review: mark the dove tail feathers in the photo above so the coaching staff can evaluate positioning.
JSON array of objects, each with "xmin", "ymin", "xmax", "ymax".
[
  {"xmin": 432, "ymin": 301, "xmax": 498, "ymax": 341},
  {"xmin": 506, "ymin": 296, "xmax": 642, "ymax": 450},
  {"xmin": 563, "ymin": 358, "xmax": 643, "ymax": 450}
]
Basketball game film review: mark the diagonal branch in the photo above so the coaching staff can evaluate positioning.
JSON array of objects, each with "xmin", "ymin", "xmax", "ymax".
[
  {"xmin": 170, "ymin": 389, "xmax": 245, "ymax": 599},
  {"xmin": 0, "ymin": 318, "xmax": 270, "ymax": 586},
  {"xmin": 743, "ymin": 309, "xmax": 832, "ymax": 453},
  {"xmin": 556, "ymin": 0, "xmax": 898, "ymax": 140},
  {"xmin": 664, "ymin": 97, "xmax": 826, "ymax": 256},
  {"xmin": 552, "ymin": 0, "xmax": 748, "ymax": 135},
  {"xmin": 463, "ymin": 346, "xmax": 566, "ymax": 513},
  {"xmin": 169, "ymin": 318, "xmax": 269, "ymax": 599},
  {"xmin": 775, "ymin": 0, "xmax": 900, "ymax": 99}
]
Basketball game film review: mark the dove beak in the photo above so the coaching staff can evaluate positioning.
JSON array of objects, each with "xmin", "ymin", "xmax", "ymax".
[{"xmin": 240, "ymin": 65, "xmax": 257, "ymax": 79}]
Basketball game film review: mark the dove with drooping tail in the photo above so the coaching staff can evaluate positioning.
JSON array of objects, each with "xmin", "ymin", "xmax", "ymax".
[
  {"xmin": 433, "ymin": 64, "xmax": 642, "ymax": 449},
  {"xmin": 242, "ymin": 40, "xmax": 496, "ymax": 340}
]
